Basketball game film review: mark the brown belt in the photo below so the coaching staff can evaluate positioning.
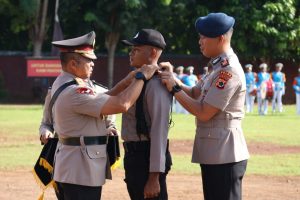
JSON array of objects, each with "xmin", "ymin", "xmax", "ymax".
[{"xmin": 59, "ymin": 136, "xmax": 107, "ymax": 146}]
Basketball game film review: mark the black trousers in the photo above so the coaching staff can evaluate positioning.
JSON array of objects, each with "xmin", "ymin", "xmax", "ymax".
[
  {"xmin": 200, "ymin": 160, "xmax": 248, "ymax": 200},
  {"xmin": 55, "ymin": 182, "xmax": 102, "ymax": 200},
  {"xmin": 123, "ymin": 142, "xmax": 172, "ymax": 200}
]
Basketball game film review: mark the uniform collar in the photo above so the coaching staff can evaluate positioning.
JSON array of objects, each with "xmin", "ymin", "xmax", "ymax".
[
  {"xmin": 210, "ymin": 48, "xmax": 234, "ymax": 70},
  {"xmin": 61, "ymin": 71, "xmax": 89, "ymax": 86},
  {"xmin": 61, "ymin": 70, "xmax": 76, "ymax": 79}
]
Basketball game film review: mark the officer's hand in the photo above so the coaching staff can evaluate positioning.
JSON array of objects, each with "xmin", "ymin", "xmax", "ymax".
[
  {"xmin": 140, "ymin": 64, "xmax": 159, "ymax": 80},
  {"xmin": 144, "ymin": 173, "xmax": 160, "ymax": 199},
  {"xmin": 160, "ymin": 71, "xmax": 176, "ymax": 92},
  {"xmin": 159, "ymin": 62, "xmax": 174, "ymax": 73},
  {"xmin": 40, "ymin": 131, "xmax": 54, "ymax": 144},
  {"xmin": 124, "ymin": 70, "xmax": 139, "ymax": 87},
  {"xmin": 107, "ymin": 127, "xmax": 119, "ymax": 136}
]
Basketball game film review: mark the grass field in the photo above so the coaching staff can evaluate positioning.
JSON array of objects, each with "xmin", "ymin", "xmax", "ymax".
[{"xmin": 0, "ymin": 104, "xmax": 299, "ymax": 176}]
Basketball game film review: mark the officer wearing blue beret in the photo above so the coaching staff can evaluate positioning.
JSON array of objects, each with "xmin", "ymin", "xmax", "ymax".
[{"xmin": 160, "ymin": 13, "xmax": 249, "ymax": 200}]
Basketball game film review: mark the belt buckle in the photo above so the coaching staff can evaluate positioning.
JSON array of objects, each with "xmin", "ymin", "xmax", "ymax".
[
  {"xmin": 80, "ymin": 136, "xmax": 85, "ymax": 146},
  {"xmin": 106, "ymin": 135, "xmax": 109, "ymax": 144}
]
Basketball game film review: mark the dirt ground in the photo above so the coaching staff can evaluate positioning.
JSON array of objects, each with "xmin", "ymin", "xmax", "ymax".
[
  {"xmin": 1, "ymin": 141, "xmax": 299, "ymax": 200},
  {"xmin": 170, "ymin": 140, "xmax": 300, "ymax": 155},
  {"xmin": 0, "ymin": 169, "xmax": 299, "ymax": 200}
]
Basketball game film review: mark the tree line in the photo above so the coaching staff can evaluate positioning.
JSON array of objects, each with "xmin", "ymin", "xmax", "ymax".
[{"xmin": 1, "ymin": 0, "xmax": 299, "ymax": 87}]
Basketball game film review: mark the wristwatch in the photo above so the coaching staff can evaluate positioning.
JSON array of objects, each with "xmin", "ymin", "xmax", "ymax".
[
  {"xmin": 171, "ymin": 84, "xmax": 182, "ymax": 95},
  {"xmin": 135, "ymin": 72, "xmax": 147, "ymax": 82}
]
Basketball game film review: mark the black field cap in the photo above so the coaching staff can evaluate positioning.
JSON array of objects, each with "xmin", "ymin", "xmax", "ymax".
[
  {"xmin": 122, "ymin": 29, "xmax": 166, "ymax": 50},
  {"xmin": 195, "ymin": 13, "xmax": 235, "ymax": 38},
  {"xmin": 52, "ymin": 31, "xmax": 97, "ymax": 59}
]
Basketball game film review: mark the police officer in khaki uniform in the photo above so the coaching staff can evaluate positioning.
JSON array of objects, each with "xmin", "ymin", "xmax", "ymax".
[
  {"xmin": 48, "ymin": 31, "xmax": 159, "ymax": 200},
  {"xmin": 39, "ymin": 77, "xmax": 118, "ymax": 200},
  {"xmin": 160, "ymin": 13, "xmax": 249, "ymax": 200},
  {"xmin": 121, "ymin": 29, "xmax": 172, "ymax": 200},
  {"xmin": 40, "ymin": 85, "xmax": 118, "ymax": 145}
]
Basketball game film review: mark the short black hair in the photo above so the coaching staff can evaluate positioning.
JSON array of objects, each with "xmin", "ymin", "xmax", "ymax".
[{"xmin": 60, "ymin": 52, "xmax": 81, "ymax": 66}]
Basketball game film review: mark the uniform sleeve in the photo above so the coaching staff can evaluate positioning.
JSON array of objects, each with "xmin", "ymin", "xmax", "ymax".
[
  {"xmin": 204, "ymin": 68, "xmax": 241, "ymax": 111},
  {"xmin": 39, "ymin": 89, "xmax": 54, "ymax": 136},
  {"xmin": 70, "ymin": 86, "xmax": 110, "ymax": 118},
  {"xmin": 146, "ymin": 79, "xmax": 172, "ymax": 172}
]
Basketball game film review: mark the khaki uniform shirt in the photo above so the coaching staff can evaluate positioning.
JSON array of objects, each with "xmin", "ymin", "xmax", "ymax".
[
  {"xmin": 192, "ymin": 48, "xmax": 250, "ymax": 164},
  {"xmin": 39, "ymin": 83, "xmax": 116, "ymax": 136},
  {"xmin": 122, "ymin": 76, "xmax": 172, "ymax": 172},
  {"xmin": 39, "ymin": 88, "xmax": 53, "ymax": 137},
  {"xmin": 50, "ymin": 71, "xmax": 110, "ymax": 187}
]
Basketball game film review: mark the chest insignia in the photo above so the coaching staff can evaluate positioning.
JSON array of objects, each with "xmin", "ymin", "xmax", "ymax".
[
  {"xmin": 215, "ymin": 71, "xmax": 232, "ymax": 89},
  {"xmin": 76, "ymin": 87, "xmax": 95, "ymax": 95}
]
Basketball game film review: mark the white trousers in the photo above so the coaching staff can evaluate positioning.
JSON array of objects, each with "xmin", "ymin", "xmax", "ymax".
[
  {"xmin": 296, "ymin": 93, "xmax": 300, "ymax": 115},
  {"xmin": 257, "ymin": 92, "xmax": 268, "ymax": 115},
  {"xmin": 175, "ymin": 99, "xmax": 189, "ymax": 114},
  {"xmin": 245, "ymin": 92, "xmax": 255, "ymax": 113},
  {"xmin": 272, "ymin": 89, "xmax": 283, "ymax": 112}
]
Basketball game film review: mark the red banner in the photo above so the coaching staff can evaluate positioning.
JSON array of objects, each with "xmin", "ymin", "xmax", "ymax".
[{"xmin": 27, "ymin": 59, "xmax": 62, "ymax": 77}]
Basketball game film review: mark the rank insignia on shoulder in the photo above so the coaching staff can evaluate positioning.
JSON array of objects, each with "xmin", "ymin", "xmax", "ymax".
[
  {"xmin": 212, "ymin": 57, "xmax": 221, "ymax": 65},
  {"xmin": 215, "ymin": 70, "xmax": 232, "ymax": 89},
  {"xmin": 92, "ymin": 80, "xmax": 108, "ymax": 89},
  {"xmin": 221, "ymin": 58, "xmax": 229, "ymax": 68},
  {"xmin": 76, "ymin": 87, "xmax": 95, "ymax": 95}
]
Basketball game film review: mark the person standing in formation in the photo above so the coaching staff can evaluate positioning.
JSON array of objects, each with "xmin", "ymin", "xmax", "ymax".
[
  {"xmin": 181, "ymin": 66, "xmax": 198, "ymax": 87},
  {"xmin": 293, "ymin": 68, "xmax": 300, "ymax": 115},
  {"xmin": 271, "ymin": 63, "xmax": 286, "ymax": 113},
  {"xmin": 244, "ymin": 64, "xmax": 257, "ymax": 113},
  {"xmin": 256, "ymin": 63, "xmax": 272, "ymax": 115}
]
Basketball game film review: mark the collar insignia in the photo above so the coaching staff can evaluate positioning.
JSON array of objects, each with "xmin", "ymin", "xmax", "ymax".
[{"xmin": 212, "ymin": 57, "xmax": 221, "ymax": 65}]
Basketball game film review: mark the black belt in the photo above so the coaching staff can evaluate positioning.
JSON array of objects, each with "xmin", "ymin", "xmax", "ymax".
[
  {"xmin": 59, "ymin": 136, "xmax": 107, "ymax": 146},
  {"xmin": 123, "ymin": 141, "xmax": 150, "ymax": 153}
]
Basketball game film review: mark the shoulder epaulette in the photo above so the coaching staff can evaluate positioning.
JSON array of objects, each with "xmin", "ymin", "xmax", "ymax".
[{"xmin": 92, "ymin": 80, "xmax": 108, "ymax": 89}]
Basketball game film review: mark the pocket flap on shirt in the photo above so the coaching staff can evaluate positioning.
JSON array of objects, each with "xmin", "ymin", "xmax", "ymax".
[
  {"xmin": 86, "ymin": 144, "xmax": 107, "ymax": 159},
  {"xmin": 197, "ymin": 127, "xmax": 223, "ymax": 139}
]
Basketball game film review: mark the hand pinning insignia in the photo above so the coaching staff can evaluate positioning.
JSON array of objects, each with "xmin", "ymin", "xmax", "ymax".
[
  {"xmin": 76, "ymin": 87, "xmax": 95, "ymax": 95},
  {"xmin": 215, "ymin": 70, "xmax": 232, "ymax": 89}
]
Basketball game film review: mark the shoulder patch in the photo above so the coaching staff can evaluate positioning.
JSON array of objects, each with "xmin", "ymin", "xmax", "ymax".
[
  {"xmin": 215, "ymin": 70, "xmax": 232, "ymax": 89},
  {"xmin": 76, "ymin": 87, "xmax": 95, "ymax": 95},
  {"xmin": 220, "ymin": 58, "xmax": 229, "ymax": 68}
]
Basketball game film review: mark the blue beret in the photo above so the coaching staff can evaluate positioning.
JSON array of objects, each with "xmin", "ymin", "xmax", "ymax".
[{"xmin": 195, "ymin": 13, "xmax": 235, "ymax": 38}]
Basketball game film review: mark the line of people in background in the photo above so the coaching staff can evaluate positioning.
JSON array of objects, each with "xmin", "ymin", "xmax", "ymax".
[
  {"xmin": 173, "ymin": 65, "xmax": 199, "ymax": 114},
  {"xmin": 245, "ymin": 62, "xmax": 300, "ymax": 115}
]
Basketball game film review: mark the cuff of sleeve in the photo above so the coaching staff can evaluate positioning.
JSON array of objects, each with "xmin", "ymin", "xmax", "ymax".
[
  {"xmin": 93, "ymin": 94, "xmax": 110, "ymax": 118},
  {"xmin": 204, "ymin": 98, "xmax": 225, "ymax": 111}
]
